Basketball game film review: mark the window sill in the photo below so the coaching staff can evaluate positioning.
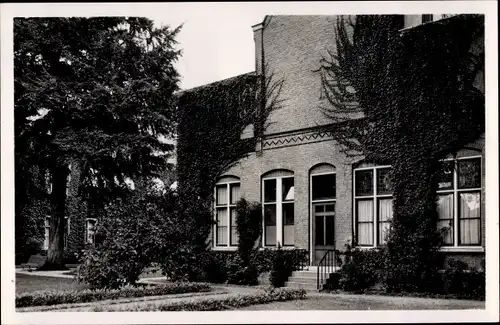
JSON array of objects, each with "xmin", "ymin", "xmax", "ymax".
[
  {"xmin": 211, "ymin": 246, "xmax": 237, "ymax": 252},
  {"xmin": 439, "ymin": 246, "xmax": 484, "ymax": 253},
  {"xmin": 354, "ymin": 246, "xmax": 485, "ymax": 253},
  {"xmin": 259, "ymin": 246, "xmax": 296, "ymax": 251}
]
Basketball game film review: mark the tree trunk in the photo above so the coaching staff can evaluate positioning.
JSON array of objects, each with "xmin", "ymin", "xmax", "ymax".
[{"xmin": 39, "ymin": 165, "xmax": 69, "ymax": 270}]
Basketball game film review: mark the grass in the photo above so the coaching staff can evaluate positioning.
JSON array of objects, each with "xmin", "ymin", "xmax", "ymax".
[
  {"xmin": 16, "ymin": 273, "xmax": 88, "ymax": 295},
  {"xmin": 61, "ymin": 266, "xmax": 164, "ymax": 278},
  {"xmin": 237, "ymin": 293, "xmax": 486, "ymax": 310}
]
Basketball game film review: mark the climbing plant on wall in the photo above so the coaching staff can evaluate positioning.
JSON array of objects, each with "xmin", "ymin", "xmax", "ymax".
[
  {"xmin": 318, "ymin": 15, "xmax": 484, "ymax": 292},
  {"xmin": 175, "ymin": 66, "xmax": 284, "ymax": 280}
]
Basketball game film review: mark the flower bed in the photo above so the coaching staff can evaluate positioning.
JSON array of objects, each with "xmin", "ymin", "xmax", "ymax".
[
  {"xmin": 91, "ymin": 287, "xmax": 307, "ymax": 311},
  {"xmin": 16, "ymin": 282, "xmax": 211, "ymax": 307}
]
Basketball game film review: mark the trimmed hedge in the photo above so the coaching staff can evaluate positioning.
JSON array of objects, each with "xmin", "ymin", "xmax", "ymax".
[
  {"xmin": 16, "ymin": 282, "xmax": 211, "ymax": 307},
  {"xmin": 91, "ymin": 287, "xmax": 307, "ymax": 311}
]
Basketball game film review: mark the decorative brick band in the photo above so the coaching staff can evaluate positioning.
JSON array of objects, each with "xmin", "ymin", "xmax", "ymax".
[{"xmin": 262, "ymin": 128, "xmax": 334, "ymax": 150}]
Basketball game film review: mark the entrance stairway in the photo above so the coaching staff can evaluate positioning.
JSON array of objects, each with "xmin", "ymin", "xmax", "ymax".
[{"xmin": 284, "ymin": 266, "xmax": 340, "ymax": 291}]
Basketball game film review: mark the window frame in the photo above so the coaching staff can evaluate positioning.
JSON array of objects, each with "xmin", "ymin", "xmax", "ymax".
[
  {"xmin": 310, "ymin": 171, "xmax": 337, "ymax": 248},
  {"xmin": 85, "ymin": 217, "xmax": 97, "ymax": 245},
  {"xmin": 353, "ymin": 165, "xmax": 393, "ymax": 248},
  {"xmin": 437, "ymin": 155, "xmax": 482, "ymax": 247},
  {"xmin": 262, "ymin": 174, "xmax": 295, "ymax": 248},
  {"xmin": 213, "ymin": 180, "xmax": 241, "ymax": 248},
  {"xmin": 44, "ymin": 215, "xmax": 70, "ymax": 250}
]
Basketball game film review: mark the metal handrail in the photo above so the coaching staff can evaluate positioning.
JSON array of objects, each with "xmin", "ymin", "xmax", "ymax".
[{"xmin": 316, "ymin": 249, "xmax": 339, "ymax": 290}]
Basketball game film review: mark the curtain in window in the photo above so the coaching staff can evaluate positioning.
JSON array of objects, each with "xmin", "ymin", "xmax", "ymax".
[
  {"xmin": 282, "ymin": 178, "xmax": 294, "ymax": 201},
  {"xmin": 216, "ymin": 185, "xmax": 228, "ymax": 205},
  {"xmin": 378, "ymin": 199, "xmax": 393, "ymax": 244},
  {"xmin": 459, "ymin": 192, "xmax": 480, "ymax": 245},
  {"xmin": 230, "ymin": 208, "xmax": 238, "ymax": 245},
  {"xmin": 230, "ymin": 184, "xmax": 240, "ymax": 205},
  {"xmin": 437, "ymin": 194, "xmax": 454, "ymax": 245},
  {"xmin": 264, "ymin": 205, "xmax": 277, "ymax": 246},
  {"xmin": 283, "ymin": 203, "xmax": 294, "ymax": 246},
  {"xmin": 216, "ymin": 208, "xmax": 228, "ymax": 245},
  {"xmin": 44, "ymin": 217, "xmax": 50, "ymax": 250},
  {"xmin": 357, "ymin": 200, "xmax": 373, "ymax": 245}
]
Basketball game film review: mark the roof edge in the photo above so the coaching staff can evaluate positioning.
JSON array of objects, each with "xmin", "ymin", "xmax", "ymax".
[{"xmin": 176, "ymin": 71, "xmax": 256, "ymax": 96}]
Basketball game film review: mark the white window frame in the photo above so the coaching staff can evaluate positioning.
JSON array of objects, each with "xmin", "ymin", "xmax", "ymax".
[
  {"xmin": 353, "ymin": 165, "xmax": 393, "ymax": 248},
  {"xmin": 437, "ymin": 155, "xmax": 482, "ymax": 249},
  {"xmin": 213, "ymin": 180, "xmax": 240, "ymax": 249},
  {"xmin": 43, "ymin": 215, "xmax": 50, "ymax": 250},
  {"xmin": 85, "ymin": 218, "xmax": 97, "ymax": 245},
  {"xmin": 262, "ymin": 175, "xmax": 295, "ymax": 248}
]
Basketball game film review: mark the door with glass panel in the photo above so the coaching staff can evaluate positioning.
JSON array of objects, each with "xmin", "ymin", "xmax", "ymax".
[
  {"xmin": 313, "ymin": 203, "xmax": 336, "ymax": 265},
  {"xmin": 310, "ymin": 167, "xmax": 336, "ymax": 265}
]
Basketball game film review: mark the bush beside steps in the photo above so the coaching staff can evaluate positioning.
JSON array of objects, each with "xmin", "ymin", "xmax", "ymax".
[
  {"xmin": 16, "ymin": 282, "xmax": 211, "ymax": 307},
  {"xmin": 91, "ymin": 287, "xmax": 307, "ymax": 311}
]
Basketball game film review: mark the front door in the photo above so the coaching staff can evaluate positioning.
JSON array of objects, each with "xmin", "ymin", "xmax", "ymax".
[{"xmin": 313, "ymin": 202, "xmax": 335, "ymax": 265}]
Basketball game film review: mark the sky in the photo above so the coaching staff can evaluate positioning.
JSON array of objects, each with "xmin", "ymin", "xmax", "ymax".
[{"xmin": 147, "ymin": 8, "xmax": 269, "ymax": 90}]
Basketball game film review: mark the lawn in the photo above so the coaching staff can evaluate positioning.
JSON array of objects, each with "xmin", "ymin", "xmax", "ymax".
[
  {"xmin": 237, "ymin": 293, "xmax": 486, "ymax": 310},
  {"xmin": 16, "ymin": 267, "xmax": 165, "ymax": 296},
  {"xmin": 16, "ymin": 273, "xmax": 88, "ymax": 295},
  {"xmin": 62, "ymin": 266, "xmax": 164, "ymax": 279}
]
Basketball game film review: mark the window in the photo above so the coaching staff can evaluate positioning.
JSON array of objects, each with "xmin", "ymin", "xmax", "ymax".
[
  {"xmin": 214, "ymin": 177, "xmax": 240, "ymax": 247},
  {"xmin": 262, "ymin": 171, "xmax": 294, "ymax": 247},
  {"xmin": 311, "ymin": 164, "xmax": 336, "ymax": 247},
  {"xmin": 354, "ymin": 165, "xmax": 393, "ymax": 247},
  {"xmin": 421, "ymin": 14, "xmax": 433, "ymax": 23},
  {"xmin": 86, "ymin": 218, "xmax": 97, "ymax": 245},
  {"xmin": 437, "ymin": 156, "xmax": 482, "ymax": 246},
  {"xmin": 43, "ymin": 216, "xmax": 50, "ymax": 250}
]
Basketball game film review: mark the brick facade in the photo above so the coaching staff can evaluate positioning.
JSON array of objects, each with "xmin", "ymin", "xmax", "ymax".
[{"xmin": 200, "ymin": 15, "xmax": 485, "ymax": 267}]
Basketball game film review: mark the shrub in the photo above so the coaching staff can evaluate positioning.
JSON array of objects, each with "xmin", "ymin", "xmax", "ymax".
[
  {"xmin": 16, "ymin": 282, "xmax": 211, "ymax": 307},
  {"xmin": 202, "ymin": 251, "xmax": 231, "ymax": 284},
  {"xmin": 158, "ymin": 197, "xmax": 214, "ymax": 283},
  {"xmin": 439, "ymin": 259, "xmax": 485, "ymax": 299},
  {"xmin": 77, "ymin": 191, "xmax": 182, "ymax": 289},
  {"xmin": 253, "ymin": 248, "xmax": 308, "ymax": 275},
  {"xmin": 339, "ymin": 248, "xmax": 385, "ymax": 292},
  {"xmin": 91, "ymin": 287, "xmax": 307, "ymax": 311},
  {"xmin": 197, "ymin": 247, "xmax": 308, "ymax": 286},
  {"xmin": 225, "ymin": 254, "xmax": 259, "ymax": 285},
  {"xmin": 235, "ymin": 199, "xmax": 262, "ymax": 262},
  {"xmin": 269, "ymin": 244, "xmax": 289, "ymax": 287}
]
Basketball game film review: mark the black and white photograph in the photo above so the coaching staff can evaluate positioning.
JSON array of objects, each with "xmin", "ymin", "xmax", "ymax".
[{"xmin": 1, "ymin": 1, "xmax": 498, "ymax": 324}]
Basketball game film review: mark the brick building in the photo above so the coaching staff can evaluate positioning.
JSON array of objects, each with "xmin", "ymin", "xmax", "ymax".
[{"xmin": 186, "ymin": 15, "xmax": 485, "ymax": 268}]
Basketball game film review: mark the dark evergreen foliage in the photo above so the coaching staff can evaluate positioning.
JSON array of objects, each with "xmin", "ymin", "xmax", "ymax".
[
  {"xmin": 14, "ymin": 17, "xmax": 181, "ymax": 269},
  {"xmin": 319, "ymin": 15, "xmax": 484, "ymax": 292}
]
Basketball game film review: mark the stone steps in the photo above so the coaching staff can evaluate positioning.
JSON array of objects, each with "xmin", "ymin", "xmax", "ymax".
[{"xmin": 284, "ymin": 267, "xmax": 340, "ymax": 291}]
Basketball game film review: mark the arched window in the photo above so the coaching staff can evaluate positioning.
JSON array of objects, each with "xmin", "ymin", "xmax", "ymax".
[
  {"xmin": 437, "ymin": 149, "xmax": 482, "ymax": 246},
  {"xmin": 262, "ymin": 170, "xmax": 294, "ymax": 247},
  {"xmin": 214, "ymin": 176, "xmax": 241, "ymax": 247},
  {"xmin": 353, "ymin": 163, "xmax": 393, "ymax": 247}
]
